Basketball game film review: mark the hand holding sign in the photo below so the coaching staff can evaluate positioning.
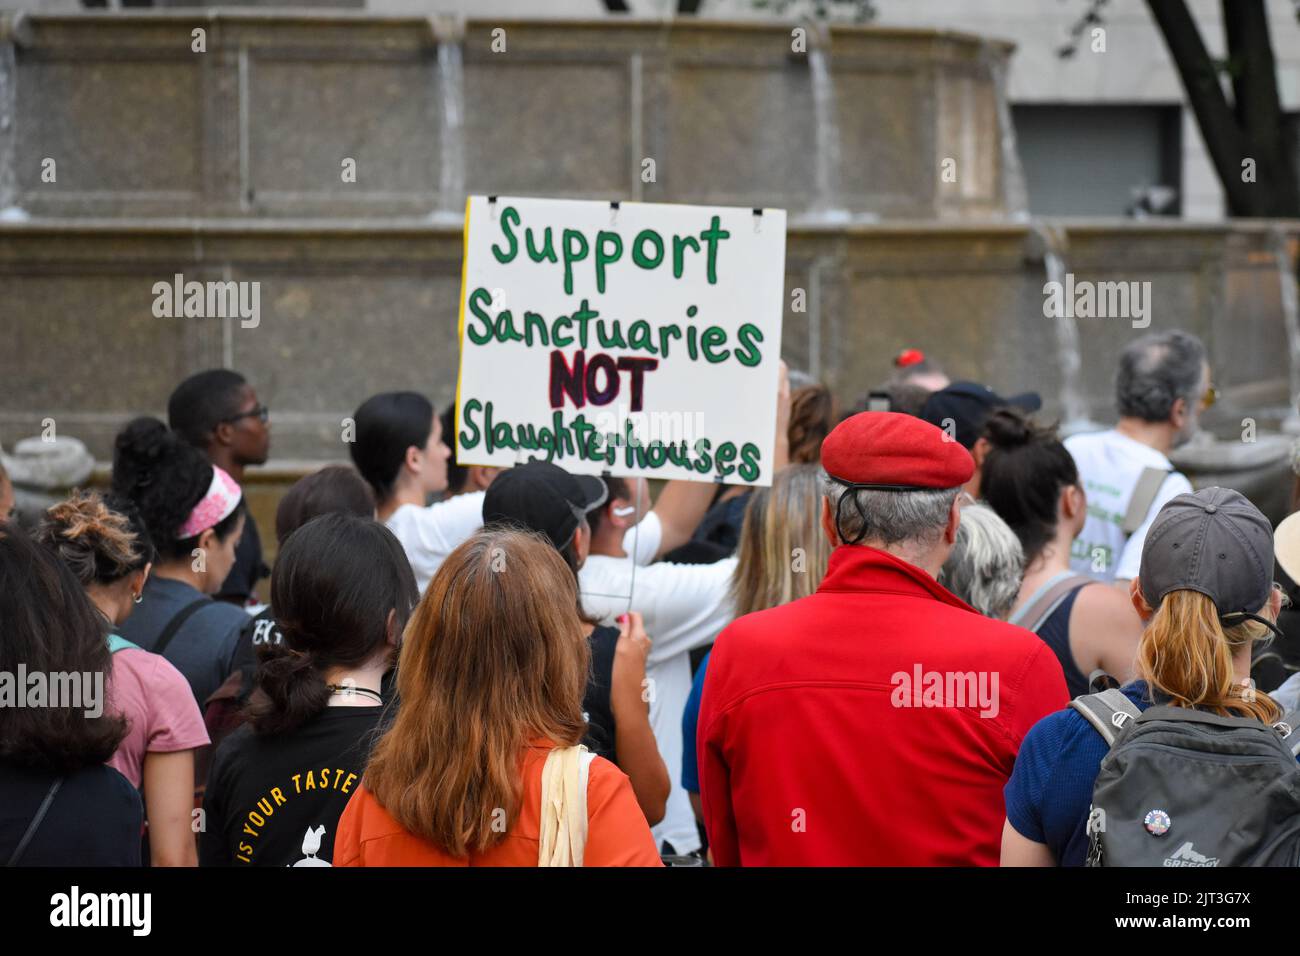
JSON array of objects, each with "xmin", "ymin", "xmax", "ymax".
[{"xmin": 455, "ymin": 197, "xmax": 787, "ymax": 485}]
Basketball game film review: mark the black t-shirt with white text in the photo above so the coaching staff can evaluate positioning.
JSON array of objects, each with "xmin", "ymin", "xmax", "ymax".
[{"xmin": 200, "ymin": 706, "xmax": 388, "ymax": 867}]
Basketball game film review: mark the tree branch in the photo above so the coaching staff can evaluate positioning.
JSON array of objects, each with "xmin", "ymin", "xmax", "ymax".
[
  {"xmin": 1145, "ymin": 0, "xmax": 1257, "ymax": 214},
  {"xmin": 1222, "ymin": 0, "xmax": 1300, "ymax": 214}
]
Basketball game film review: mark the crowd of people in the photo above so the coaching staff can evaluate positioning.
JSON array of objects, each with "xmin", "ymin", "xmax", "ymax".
[{"xmin": 2, "ymin": 327, "xmax": 1299, "ymax": 867}]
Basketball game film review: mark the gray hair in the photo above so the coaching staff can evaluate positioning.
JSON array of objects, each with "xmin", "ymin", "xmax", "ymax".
[
  {"xmin": 1116, "ymin": 330, "xmax": 1206, "ymax": 423},
  {"xmin": 938, "ymin": 503, "xmax": 1025, "ymax": 620},
  {"xmin": 820, "ymin": 471, "xmax": 961, "ymax": 548}
]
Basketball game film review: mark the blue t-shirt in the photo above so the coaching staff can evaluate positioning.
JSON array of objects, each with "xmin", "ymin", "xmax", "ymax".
[
  {"xmin": 680, "ymin": 652, "xmax": 710, "ymax": 794},
  {"xmin": 1004, "ymin": 681, "xmax": 1156, "ymax": 867},
  {"xmin": 1005, "ymin": 681, "xmax": 1300, "ymax": 866}
]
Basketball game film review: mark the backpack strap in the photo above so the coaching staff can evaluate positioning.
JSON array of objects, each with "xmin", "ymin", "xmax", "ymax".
[
  {"xmin": 1008, "ymin": 573, "xmax": 1094, "ymax": 634},
  {"xmin": 1122, "ymin": 466, "xmax": 1173, "ymax": 535},
  {"xmin": 1087, "ymin": 669, "xmax": 1121, "ymax": 693},
  {"xmin": 6, "ymin": 777, "xmax": 62, "ymax": 867},
  {"xmin": 1276, "ymin": 708, "xmax": 1300, "ymax": 758},
  {"xmin": 152, "ymin": 598, "xmax": 209, "ymax": 657},
  {"xmin": 1069, "ymin": 689, "xmax": 1143, "ymax": 748},
  {"xmin": 1137, "ymin": 705, "xmax": 1265, "ymax": 730},
  {"xmin": 107, "ymin": 634, "xmax": 140, "ymax": 655}
]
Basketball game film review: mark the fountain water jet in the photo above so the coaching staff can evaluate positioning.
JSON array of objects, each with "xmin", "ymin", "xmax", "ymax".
[
  {"xmin": 0, "ymin": 22, "xmax": 25, "ymax": 222},
  {"xmin": 807, "ymin": 25, "xmax": 850, "ymax": 225},
  {"xmin": 980, "ymin": 39, "xmax": 1029, "ymax": 223},
  {"xmin": 1029, "ymin": 222, "xmax": 1093, "ymax": 432},
  {"xmin": 431, "ymin": 15, "xmax": 466, "ymax": 226}
]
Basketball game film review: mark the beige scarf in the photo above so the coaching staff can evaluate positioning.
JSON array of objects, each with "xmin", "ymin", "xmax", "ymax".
[{"xmin": 538, "ymin": 745, "xmax": 595, "ymax": 867}]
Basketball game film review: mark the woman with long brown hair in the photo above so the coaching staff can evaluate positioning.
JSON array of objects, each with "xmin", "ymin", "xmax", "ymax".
[
  {"xmin": 1001, "ymin": 487, "xmax": 1292, "ymax": 866},
  {"xmin": 333, "ymin": 527, "xmax": 661, "ymax": 866},
  {"xmin": 481, "ymin": 460, "xmax": 669, "ymax": 826}
]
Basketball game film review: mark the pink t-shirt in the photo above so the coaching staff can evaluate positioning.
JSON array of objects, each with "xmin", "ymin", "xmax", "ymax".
[{"xmin": 107, "ymin": 645, "xmax": 211, "ymax": 788}]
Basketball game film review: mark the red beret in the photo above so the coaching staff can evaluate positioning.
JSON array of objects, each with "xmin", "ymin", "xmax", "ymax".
[{"xmin": 821, "ymin": 411, "xmax": 974, "ymax": 489}]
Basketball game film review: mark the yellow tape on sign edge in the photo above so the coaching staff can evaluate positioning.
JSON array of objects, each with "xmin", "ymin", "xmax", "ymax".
[{"xmin": 453, "ymin": 194, "xmax": 472, "ymax": 461}]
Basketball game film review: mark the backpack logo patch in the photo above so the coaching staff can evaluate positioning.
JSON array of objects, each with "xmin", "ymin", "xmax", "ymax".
[
  {"xmin": 1143, "ymin": 809, "xmax": 1171, "ymax": 836},
  {"xmin": 1163, "ymin": 841, "xmax": 1219, "ymax": 867}
]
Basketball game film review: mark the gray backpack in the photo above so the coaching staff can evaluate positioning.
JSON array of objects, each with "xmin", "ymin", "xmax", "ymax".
[{"xmin": 1073, "ymin": 689, "xmax": 1300, "ymax": 867}]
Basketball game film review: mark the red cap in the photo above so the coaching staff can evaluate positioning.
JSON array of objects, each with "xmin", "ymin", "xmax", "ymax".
[
  {"xmin": 894, "ymin": 348, "xmax": 926, "ymax": 368},
  {"xmin": 821, "ymin": 411, "xmax": 974, "ymax": 489}
]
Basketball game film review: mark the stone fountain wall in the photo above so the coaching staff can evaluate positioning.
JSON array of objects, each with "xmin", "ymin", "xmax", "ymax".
[
  {"xmin": 0, "ymin": 12, "xmax": 1295, "ymax": 534},
  {"xmin": 0, "ymin": 12, "xmax": 1014, "ymax": 220},
  {"xmin": 3, "ymin": 217, "xmax": 1293, "ymax": 458}
]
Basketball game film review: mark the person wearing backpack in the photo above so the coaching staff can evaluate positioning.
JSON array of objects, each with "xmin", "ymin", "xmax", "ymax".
[
  {"xmin": 1001, "ymin": 487, "xmax": 1295, "ymax": 867},
  {"xmin": 36, "ymin": 491, "xmax": 209, "ymax": 867}
]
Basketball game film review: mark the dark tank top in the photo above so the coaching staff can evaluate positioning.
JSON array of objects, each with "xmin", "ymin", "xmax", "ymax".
[{"xmin": 1034, "ymin": 584, "xmax": 1091, "ymax": 698}]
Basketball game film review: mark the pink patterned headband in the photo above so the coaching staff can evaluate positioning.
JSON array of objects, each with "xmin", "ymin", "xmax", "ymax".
[{"xmin": 178, "ymin": 466, "xmax": 242, "ymax": 539}]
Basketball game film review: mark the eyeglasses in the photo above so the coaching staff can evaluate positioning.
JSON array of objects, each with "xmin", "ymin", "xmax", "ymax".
[{"xmin": 224, "ymin": 404, "xmax": 269, "ymax": 425}]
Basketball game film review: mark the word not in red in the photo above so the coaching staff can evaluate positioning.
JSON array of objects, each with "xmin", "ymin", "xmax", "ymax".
[{"xmin": 549, "ymin": 350, "xmax": 659, "ymax": 411}]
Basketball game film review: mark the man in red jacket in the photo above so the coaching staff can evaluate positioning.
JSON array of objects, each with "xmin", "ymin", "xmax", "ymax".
[{"xmin": 698, "ymin": 411, "xmax": 1068, "ymax": 866}]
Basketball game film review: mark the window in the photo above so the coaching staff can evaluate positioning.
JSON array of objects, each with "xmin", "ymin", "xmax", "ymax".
[{"xmin": 1012, "ymin": 104, "xmax": 1182, "ymax": 217}]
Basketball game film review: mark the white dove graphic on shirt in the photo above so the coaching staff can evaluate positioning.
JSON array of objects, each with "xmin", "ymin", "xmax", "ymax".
[{"xmin": 289, "ymin": 825, "xmax": 331, "ymax": 867}]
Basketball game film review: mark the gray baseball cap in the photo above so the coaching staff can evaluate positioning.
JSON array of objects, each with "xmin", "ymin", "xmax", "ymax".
[{"xmin": 1139, "ymin": 486, "xmax": 1276, "ymax": 630}]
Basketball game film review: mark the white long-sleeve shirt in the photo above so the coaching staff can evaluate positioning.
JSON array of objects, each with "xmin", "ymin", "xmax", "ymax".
[
  {"xmin": 384, "ymin": 491, "xmax": 486, "ymax": 595},
  {"xmin": 580, "ymin": 535, "xmax": 737, "ymax": 854}
]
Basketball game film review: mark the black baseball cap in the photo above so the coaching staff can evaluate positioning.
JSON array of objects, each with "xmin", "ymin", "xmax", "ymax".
[
  {"xmin": 481, "ymin": 461, "xmax": 608, "ymax": 552},
  {"xmin": 1140, "ymin": 487, "xmax": 1280, "ymax": 635},
  {"xmin": 919, "ymin": 381, "xmax": 1042, "ymax": 449}
]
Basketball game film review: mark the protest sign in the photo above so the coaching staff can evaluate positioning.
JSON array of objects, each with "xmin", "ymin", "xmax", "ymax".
[{"xmin": 455, "ymin": 196, "xmax": 787, "ymax": 485}]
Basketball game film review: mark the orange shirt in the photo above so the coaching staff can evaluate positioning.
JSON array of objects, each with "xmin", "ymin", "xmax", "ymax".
[{"xmin": 333, "ymin": 742, "xmax": 663, "ymax": 867}]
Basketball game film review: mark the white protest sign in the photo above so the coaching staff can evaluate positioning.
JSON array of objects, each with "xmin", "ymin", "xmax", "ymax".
[{"xmin": 454, "ymin": 196, "xmax": 787, "ymax": 485}]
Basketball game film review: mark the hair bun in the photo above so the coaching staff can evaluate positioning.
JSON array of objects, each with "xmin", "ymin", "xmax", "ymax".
[
  {"xmin": 37, "ymin": 490, "xmax": 143, "ymax": 586},
  {"xmin": 45, "ymin": 492, "xmax": 118, "ymax": 542},
  {"xmin": 982, "ymin": 406, "xmax": 1036, "ymax": 449},
  {"xmin": 111, "ymin": 417, "xmax": 178, "ymax": 495}
]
